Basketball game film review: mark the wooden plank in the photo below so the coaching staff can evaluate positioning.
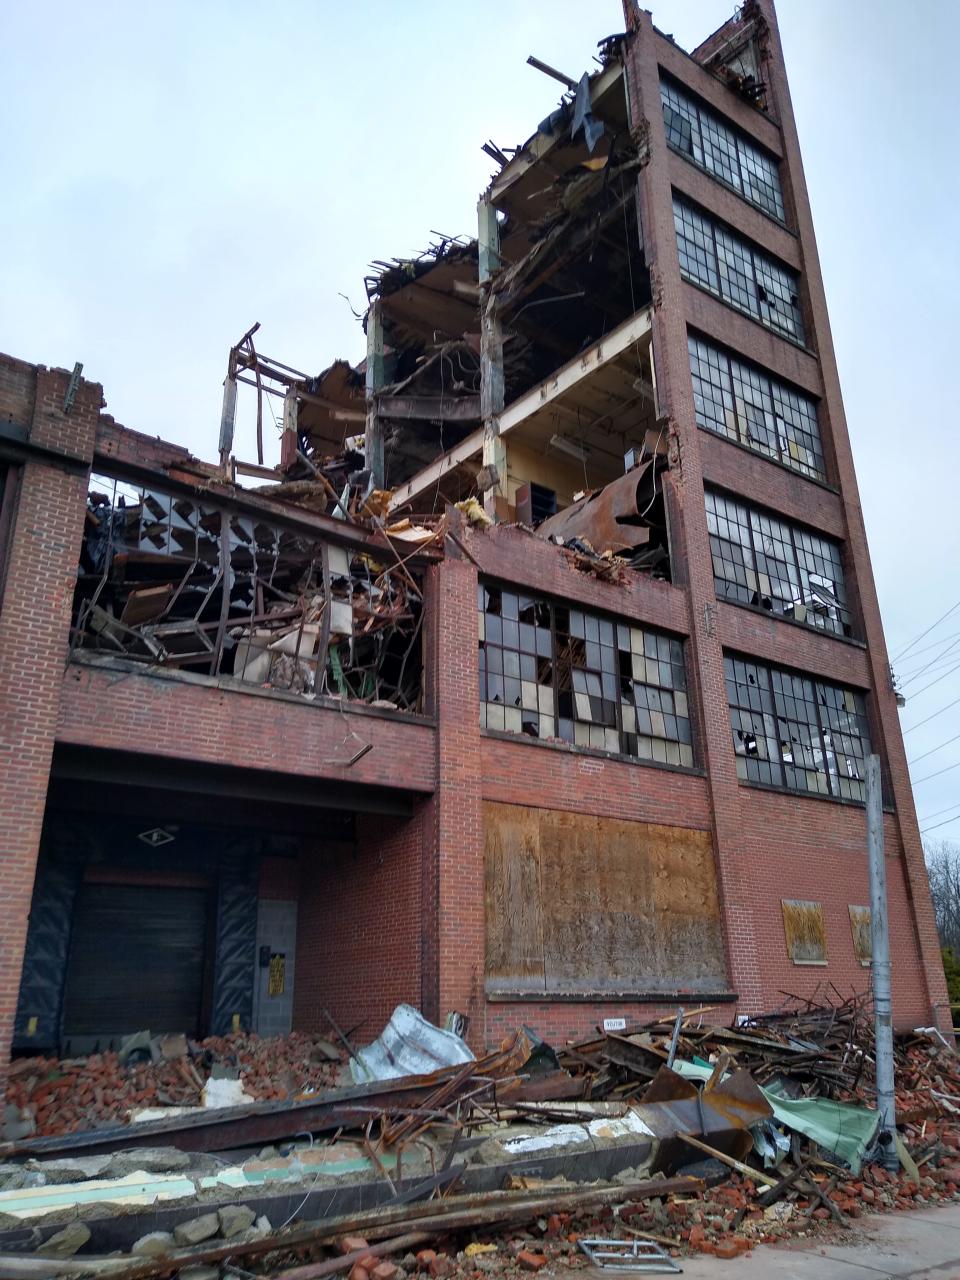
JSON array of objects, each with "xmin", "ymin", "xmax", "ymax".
[
  {"xmin": 484, "ymin": 802, "xmax": 545, "ymax": 988},
  {"xmin": 484, "ymin": 803, "xmax": 725, "ymax": 994}
]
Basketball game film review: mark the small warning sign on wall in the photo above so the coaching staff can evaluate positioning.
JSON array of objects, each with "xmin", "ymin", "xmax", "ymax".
[{"xmin": 268, "ymin": 953, "xmax": 286, "ymax": 997}]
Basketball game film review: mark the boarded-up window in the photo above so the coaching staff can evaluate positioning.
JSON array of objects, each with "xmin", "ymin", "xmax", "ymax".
[
  {"xmin": 484, "ymin": 801, "xmax": 727, "ymax": 996},
  {"xmin": 848, "ymin": 905, "xmax": 871, "ymax": 965},
  {"xmin": 781, "ymin": 899, "xmax": 827, "ymax": 965}
]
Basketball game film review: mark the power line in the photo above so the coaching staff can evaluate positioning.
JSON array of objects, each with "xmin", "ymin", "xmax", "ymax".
[
  {"xmin": 904, "ymin": 659, "xmax": 960, "ymax": 702},
  {"xmin": 892, "ymin": 597, "xmax": 960, "ymax": 663},
  {"xmin": 909, "ymin": 730, "xmax": 960, "ymax": 767},
  {"xmin": 903, "ymin": 693, "xmax": 960, "ymax": 735},
  {"xmin": 897, "ymin": 630, "xmax": 960, "ymax": 663},
  {"xmin": 921, "ymin": 812, "xmax": 960, "ymax": 836},
  {"xmin": 913, "ymin": 758, "xmax": 960, "ymax": 786},
  {"xmin": 920, "ymin": 799, "xmax": 960, "ymax": 823},
  {"xmin": 900, "ymin": 634, "xmax": 960, "ymax": 687}
]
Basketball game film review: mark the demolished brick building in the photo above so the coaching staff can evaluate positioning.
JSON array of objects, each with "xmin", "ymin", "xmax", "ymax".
[{"xmin": 0, "ymin": 0, "xmax": 949, "ymax": 1084}]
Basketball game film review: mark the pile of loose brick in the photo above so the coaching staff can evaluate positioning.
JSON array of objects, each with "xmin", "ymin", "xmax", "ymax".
[{"xmin": 4, "ymin": 1031, "xmax": 343, "ymax": 1137}]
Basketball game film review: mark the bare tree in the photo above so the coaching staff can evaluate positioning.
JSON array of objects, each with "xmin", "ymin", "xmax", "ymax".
[{"xmin": 925, "ymin": 839, "xmax": 960, "ymax": 954}]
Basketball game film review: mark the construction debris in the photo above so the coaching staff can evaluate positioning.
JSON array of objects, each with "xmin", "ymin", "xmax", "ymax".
[{"xmin": 1, "ymin": 994, "xmax": 960, "ymax": 1277}]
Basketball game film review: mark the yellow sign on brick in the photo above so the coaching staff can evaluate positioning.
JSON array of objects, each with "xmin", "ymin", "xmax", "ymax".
[{"xmin": 268, "ymin": 953, "xmax": 286, "ymax": 997}]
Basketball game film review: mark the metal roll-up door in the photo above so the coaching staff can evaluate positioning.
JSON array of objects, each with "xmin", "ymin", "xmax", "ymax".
[{"xmin": 62, "ymin": 883, "xmax": 209, "ymax": 1039}]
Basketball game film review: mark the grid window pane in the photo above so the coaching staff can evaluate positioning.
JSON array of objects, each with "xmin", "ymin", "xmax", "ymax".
[
  {"xmin": 724, "ymin": 655, "xmax": 870, "ymax": 801},
  {"xmin": 700, "ymin": 111, "xmax": 741, "ymax": 190},
  {"xmin": 688, "ymin": 334, "xmax": 826, "ymax": 482},
  {"xmin": 706, "ymin": 489, "xmax": 852, "ymax": 637},
  {"xmin": 673, "ymin": 200, "xmax": 718, "ymax": 293},
  {"xmin": 661, "ymin": 78, "xmax": 785, "ymax": 222},
  {"xmin": 674, "ymin": 198, "xmax": 803, "ymax": 344},
  {"xmin": 479, "ymin": 582, "xmax": 693, "ymax": 767},
  {"xmin": 755, "ymin": 253, "xmax": 804, "ymax": 341}
]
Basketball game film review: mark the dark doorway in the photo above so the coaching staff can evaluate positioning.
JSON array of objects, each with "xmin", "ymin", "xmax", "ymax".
[{"xmin": 62, "ymin": 882, "xmax": 210, "ymax": 1042}]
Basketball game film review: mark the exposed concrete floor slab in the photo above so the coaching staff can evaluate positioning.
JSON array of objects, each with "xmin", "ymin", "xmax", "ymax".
[{"xmin": 599, "ymin": 1202, "xmax": 960, "ymax": 1278}]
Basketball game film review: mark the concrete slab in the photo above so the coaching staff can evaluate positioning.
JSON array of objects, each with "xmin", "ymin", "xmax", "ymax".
[{"xmin": 630, "ymin": 1203, "xmax": 960, "ymax": 1279}]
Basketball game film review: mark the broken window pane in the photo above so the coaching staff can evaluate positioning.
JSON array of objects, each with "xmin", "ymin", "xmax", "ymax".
[
  {"xmin": 689, "ymin": 335, "xmax": 826, "ymax": 480},
  {"xmin": 73, "ymin": 471, "xmax": 424, "ymax": 710},
  {"xmin": 479, "ymin": 581, "xmax": 693, "ymax": 767},
  {"xmin": 724, "ymin": 655, "xmax": 871, "ymax": 801},
  {"xmin": 674, "ymin": 197, "xmax": 804, "ymax": 344},
  {"xmin": 705, "ymin": 490, "xmax": 852, "ymax": 637},
  {"xmin": 661, "ymin": 78, "xmax": 785, "ymax": 222}
]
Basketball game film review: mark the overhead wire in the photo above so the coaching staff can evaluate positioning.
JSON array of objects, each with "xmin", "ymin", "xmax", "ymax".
[
  {"xmin": 912, "ymin": 757, "xmax": 960, "ymax": 786},
  {"xmin": 920, "ymin": 812, "xmax": 960, "ymax": 836},
  {"xmin": 908, "ymin": 730, "xmax": 960, "ymax": 767},
  {"xmin": 891, "ymin": 596, "xmax": 960, "ymax": 663},
  {"xmin": 920, "ymin": 799, "xmax": 960, "ymax": 824},
  {"xmin": 900, "ymin": 633, "xmax": 960, "ymax": 687},
  {"xmin": 902, "ymin": 659, "xmax": 960, "ymax": 702},
  {"xmin": 903, "ymin": 692, "xmax": 960, "ymax": 735}
]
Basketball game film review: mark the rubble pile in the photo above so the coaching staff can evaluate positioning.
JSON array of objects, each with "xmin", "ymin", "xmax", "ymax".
[
  {"xmin": 5, "ymin": 1031, "xmax": 343, "ymax": 1137},
  {"xmin": 3, "ymin": 997, "xmax": 960, "ymax": 1277}
]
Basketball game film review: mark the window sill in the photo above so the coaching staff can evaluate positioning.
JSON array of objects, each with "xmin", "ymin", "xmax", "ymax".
[
  {"xmin": 680, "ymin": 273, "xmax": 814, "ymax": 358},
  {"xmin": 716, "ymin": 595, "xmax": 866, "ymax": 650},
  {"xmin": 790, "ymin": 959, "xmax": 828, "ymax": 967},
  {"xmin": 668, "ymin": 141, "xmax": 794, "ymax": 236},
  {"xmin": 739, "ymin": 777, "xmax": 895, "ymax": 815},
  {"xmin": 697, "ymin": 422, "xmax": 839, "ymax": 495},
  {"xmin": 480, "ymin": 727, "xmax": 705, "ymax": 779},
  {"xmin": 486, "ymin": 987, "xmax": 737, "ymax": 1004}
]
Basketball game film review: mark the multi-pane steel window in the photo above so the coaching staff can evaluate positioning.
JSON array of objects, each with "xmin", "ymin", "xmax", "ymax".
[
  {"xmin": 478, "ymin": 583, "xmax": 693, "ymax": 767},
  {"xmin": 724, "ymin": 655, "xmax": 871, "ymax": 801},
  {"xmin": 688, "ymin": 335, "xmax": 825, "ymax": 480},
  {"xmin": 673, "ymin": 198, "xmax": 804, "ymax": 343},
  {"xmin": 661, "ymin": 80, "xmax": 785, "ymax": 221},
  {"xmin": 705, "ymin": 491, "xmax": 851, "ymax": 637}
]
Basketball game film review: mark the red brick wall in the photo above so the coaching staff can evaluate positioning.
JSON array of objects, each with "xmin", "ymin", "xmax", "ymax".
[
  {"xmin": 259, "ymin": 857, "xmax": 300, "ymax": 901},
  {"xmin": 58, "ymin": 664, "xmax": 438, "ymax": 794},
  {"xmin": 292, "ymin": 812, "xmax": 424, "ymax": 1040},
  {"xmin": 0, "ymin": 361, "xmax": 100, "ymax": 1085}
]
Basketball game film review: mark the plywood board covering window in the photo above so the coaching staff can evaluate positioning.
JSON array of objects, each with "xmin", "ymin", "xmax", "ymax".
[
  {"xmin": 781, "ymin": 899, "xmax": 827, "ymax": 965},
  {"xmin": 484, "ymin": 801, "xmax": 726, "ymax": 995},
  {"xmin": 848, "ymin": 905, "xmax": 872, "ymax": 966}
]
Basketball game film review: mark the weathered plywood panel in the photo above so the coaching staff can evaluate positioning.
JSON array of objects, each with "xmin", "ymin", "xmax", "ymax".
[
  {"xmin": 484, "ymin": 802, "xmax": 726, "ymax": 994},
  {"xmin": 782, "ymin": 899, "xmax": 827, "ymax": 964},
  {"xmin": 848, "ymin": 905, "xmax": 872, "ymax": 965},
  {"xmin": 484, "ymin": 803, "xmax": 544, "ymax": 985}
]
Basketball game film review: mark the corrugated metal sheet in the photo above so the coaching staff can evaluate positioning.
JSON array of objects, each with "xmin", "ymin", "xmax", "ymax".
[{"xmin": 349, "ymin": 1004, "xmax": 475, "ymax": 1083}]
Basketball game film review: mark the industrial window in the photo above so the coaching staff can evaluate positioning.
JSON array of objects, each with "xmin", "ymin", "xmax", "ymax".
[
  {"xmin": 673, "ymin": 197, "xmax": 804, "ymax": 343},
  {"xmin": 478, "ymin": 583, "xmax": 693, "ymax": 768},
  {"xmin": 705, "ymin": 490, "xmax": 852, "ymax": 637},
  {"xmin": 660, "ymin": 80, "xmax": 786, "ymax": 222},
  {"xmin": 688, "ymin": 334, "xmax": 826, "ymax": 480},
  {"xmin": 724, "ymin": 655, "xmax": 871, "ymax": 801}
]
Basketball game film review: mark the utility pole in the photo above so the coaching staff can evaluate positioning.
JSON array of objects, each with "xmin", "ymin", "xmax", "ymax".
[{"xmin": 867, "ymin": 753, "xmax": 898, "ymax": 1170}]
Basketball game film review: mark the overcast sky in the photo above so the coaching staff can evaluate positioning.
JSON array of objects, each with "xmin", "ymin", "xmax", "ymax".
[{"xmin": 3, "ymin": 1, "xmax": 958, "ymax": 837}]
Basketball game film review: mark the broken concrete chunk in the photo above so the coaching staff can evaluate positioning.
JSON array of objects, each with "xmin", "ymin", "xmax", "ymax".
[
  {"xmin": 2, "ymin": 1103, "xmax": 36, "ymax": 1142},
  {"xmin": 173, "ymin": 1212, "xmax": 221, "ymax": 1247},
  {"xmin": 37, "ymin": 1222, "xmax": 91, "ymax": 1257},
  {"xmin": 25, "ymin": 1154, "xmax": 111, "ymax": 1183},
  {"xmin": 108, "ymin": 1147, "xmax": 192, "ymax": 1176},
  {"xmin": 218, "ymin": 1203, "xmax": 256, "ymax": 1238},
  {"xmin": 132, "ymin": 1231, "xmax": 176, "ymax": 1257},
  {"xmin": 255, "ymin": 1214, "xmax": 273, "ymax": 1234}
]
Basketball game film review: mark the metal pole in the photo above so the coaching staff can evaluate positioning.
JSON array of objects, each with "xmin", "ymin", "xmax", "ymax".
[{"xmin": 867, "ymin": 753, "xmax": 898, "ymax": 1170}]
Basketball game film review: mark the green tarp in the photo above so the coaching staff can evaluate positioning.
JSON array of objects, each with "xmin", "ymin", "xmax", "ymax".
[{"xmin": 674, "ymin": 1059, "xmax": 879, "ymax": 1175}]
